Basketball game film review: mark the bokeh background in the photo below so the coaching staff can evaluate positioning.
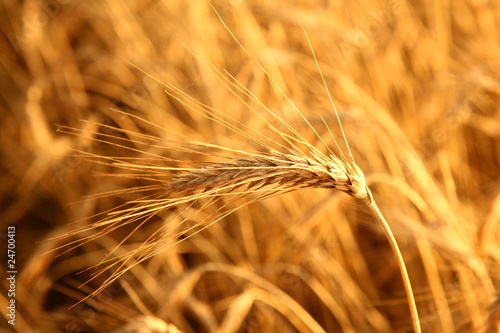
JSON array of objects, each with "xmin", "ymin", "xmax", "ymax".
[{"xmin": 1, "ymin": 0, "xmax": 499, "ymax": 332}]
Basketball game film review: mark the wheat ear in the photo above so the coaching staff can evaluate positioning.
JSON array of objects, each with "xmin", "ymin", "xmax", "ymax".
[
  {"xmin": 57, "ymin": 119, "xmax": 420, "ymax": 331},
  {"xmin": 54, "ymin": 10, "xmax": 421, "ymax": 331},
  {"xmin": 164, "ymin": 152, "xmax": 368, "ymax": 199}
]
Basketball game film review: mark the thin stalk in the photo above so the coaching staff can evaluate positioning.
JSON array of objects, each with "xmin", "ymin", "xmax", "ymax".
[{"xmin": 365, "ymin": 188, "xmax": 421, "ymax": 333}]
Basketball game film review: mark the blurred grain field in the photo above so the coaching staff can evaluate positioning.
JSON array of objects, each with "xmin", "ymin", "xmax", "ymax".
[{"xmin": 1, "ymin": 1, "xmax": 499, "ymax": 332}]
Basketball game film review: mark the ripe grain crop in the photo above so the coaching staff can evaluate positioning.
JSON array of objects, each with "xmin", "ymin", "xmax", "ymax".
[
  {"xmin": 2, "ymin": 1, "xmax": 499, "ymax": 332},
  {"xmin": 51, "ymin": 13, "xmax": 422, "ymax": 331}
]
